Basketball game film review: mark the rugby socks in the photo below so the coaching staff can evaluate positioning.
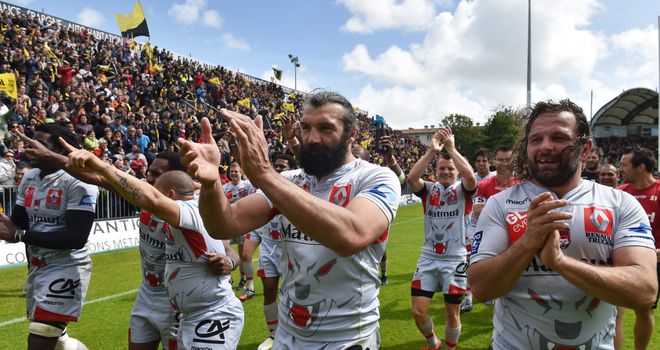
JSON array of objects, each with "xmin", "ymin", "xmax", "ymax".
[
  {"xmin": 417, "ymin": 319, "xmax": 439, "ymax": 348},
  {"xmin": 244, "ymin": 262, "xmax": 254, "ymax": 291},
  {"xmin": 264, "ymin": 301, "xmax": 279, "ymax": 335},
  {"xmin": 445, "ymin": 325, "xmax": 461, "ymax": 350}
]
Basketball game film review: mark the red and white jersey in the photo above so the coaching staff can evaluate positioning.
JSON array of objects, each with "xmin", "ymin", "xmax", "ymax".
[
  {"xmin": 417, "ymin": 181, "xmax": 473, "ymax": 260},
  {"xmin": 249, "ymin": 215, "xmax": 282, "ymax": 245},
  {"xmin": 16, "ymin": 169, "xmax": 98, "ymax": 262},
  {"xmin": 163, "ymin": 199, "xmax": 233, "ymax": 314},
  {"xmin": 256, "ymin": 159, "xmax": 401, "ymax": 342},
  {"xmin": 223, "ymin": 179, "xmax": 255, "ymax": 203},
  {"xmin": 618, "ymin": 180, "xmax": 660, "ymax": 248},
  {"xmin": 473, "ymin": 175, "xmax": 519, "ymax": 206},
  {"xmin": 472, "ymin": 180, "xmax": 655, "ymax": 350},
  {"xmin": 137, "ymin": 210, "xmax": 168, "ymax": 291}
]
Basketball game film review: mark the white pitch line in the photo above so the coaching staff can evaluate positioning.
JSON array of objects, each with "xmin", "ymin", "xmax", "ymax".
[{"xmin": 0, "ymin": 288, "xmax": 138, "ymax": 328}]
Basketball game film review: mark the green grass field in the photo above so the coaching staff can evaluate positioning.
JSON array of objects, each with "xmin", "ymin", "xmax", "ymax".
[{"xmin": 0, "ymin": 204, "xmax": 658, "ymax": 349}]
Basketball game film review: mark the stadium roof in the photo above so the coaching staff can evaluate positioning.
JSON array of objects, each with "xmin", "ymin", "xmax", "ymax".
[{"xmin": 590, "ymin": 87, "xmax": 658, "ymax": 130}]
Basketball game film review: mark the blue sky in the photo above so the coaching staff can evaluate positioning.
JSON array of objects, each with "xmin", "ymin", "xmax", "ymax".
[{"xmin": 5, "ymin": 0, "xmax": 660, "ymax": 128}]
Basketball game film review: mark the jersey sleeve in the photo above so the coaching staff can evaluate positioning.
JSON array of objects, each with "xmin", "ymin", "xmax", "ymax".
[
  {"xmin": 471, "ymin": 195, "xmax": 509, "ymax": 263},
  {"xmin": 66, "ymin": 181, "xmax": 99, "ymax": 213},
  {"xmin": 354, "ymin": 167, "xmax": 402, "ymax": 224},
  {"xmin": 414, "ymin": 180, "xmax": 434, "ymax": 198},
  {"xmin": 474, "ymin": 179, "xmax": 488, "ymax": 205},
  {"xmin": 178, "ymin": 200, "xmax": 205, "ymax": 232},
  {"xmin": 15, "ymin": 172, "xmax": 29, "ymax": 207},
  {"xmin": 613, "ymin": 191, "xmax": 656, "ymax": 250}
]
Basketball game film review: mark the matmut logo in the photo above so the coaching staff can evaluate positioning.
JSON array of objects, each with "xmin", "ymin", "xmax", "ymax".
[
  {"xmin": 505, "ymin": 211, "xmax": 527, "ymax": 244},
  {"xmin": 329, "ymin": 184, "xmax": 352, "ymax": 207},
  {"xmin": 584, "ymin": 207, "xmax": 614, "ymax": 236}
]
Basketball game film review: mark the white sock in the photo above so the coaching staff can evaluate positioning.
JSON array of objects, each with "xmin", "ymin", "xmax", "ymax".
[
  {"xmin": 416, "ymin": 319, "xmax": 439, "ymax": 348},
  {"xmin": 445, "ymin": 325, "xmax": 461, "ymax": 350},
  {"xmin": 244, "ymin": 261, "xmax": 254, "ymax": 290},
  {"xmin": 55, "ymin": 333, "xmax": 89, "ymax": 350},
  {"xmin": 264, "ymin": 301, "xmax": 279, "ymax": 335}
]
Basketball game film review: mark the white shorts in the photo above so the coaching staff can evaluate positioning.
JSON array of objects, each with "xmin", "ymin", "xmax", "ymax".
[
  {"xmin": 411, "ymin": 256, "xmax": 468, "ymax": 295},
  {"xmin": 273, "ymin": 326, "xmax": 380, "ymax": 350},
  {"xmin": 257, "ymin": 241, "xmax": 283, "ymax": 278},
  {"xmin": 229, "ymin": 234, "xmax": 246, "ymax": 245},
  {"xmin": 177, "ymin": 295, "xmax": 244, "ymax": 350},
  {"xmin": 26, "ymin": 258, "xmax": 91, "ymax": 323},
  {"xmin": 129, "ymin": 284, "xmax": 176, "ymax": 348}
]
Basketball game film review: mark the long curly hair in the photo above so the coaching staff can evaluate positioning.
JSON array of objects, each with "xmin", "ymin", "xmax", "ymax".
[{"xmin": 513, "ymin": 99, "xmax": 590, "ymax": 181}]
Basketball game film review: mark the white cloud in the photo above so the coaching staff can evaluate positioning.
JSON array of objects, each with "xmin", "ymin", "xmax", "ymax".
[
  {"xmin": 168, "ymin": 0, "xmax": 222, "ymax": 28},
  {"xmin": 338, "ymin": 0, "xmax": 438, "ymax": 33},
  {"xmin": 221, "ymin": 33, "xmax": 250, "ymax": 51},
  {"xmin": 77, "ymin": 7, "xmax": 105, "ymax": 28},
  {"xmin": 339, "ymin": 0, "xmax": 638, "ymax": 128},
  {"xmin": 202, "ymin": 10, "xmax": 222, "ymax": 28}
]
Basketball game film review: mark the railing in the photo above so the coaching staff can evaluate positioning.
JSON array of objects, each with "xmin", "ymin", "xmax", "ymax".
[{"xmin": 0, "ymin": 186, "xmax": 138, "ymax": 219}]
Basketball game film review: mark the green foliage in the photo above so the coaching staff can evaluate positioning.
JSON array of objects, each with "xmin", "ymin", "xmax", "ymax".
[
  {"xmin": 441, "ymin": 113, "xmax": 485, "ymax": 159},
  {"xmin": 0, "ymin": 205, "xmax": 657, "ymax": 349},
  {"xmin": 482, "ymin": 106, "xmax": 523, "ymax": 150}
]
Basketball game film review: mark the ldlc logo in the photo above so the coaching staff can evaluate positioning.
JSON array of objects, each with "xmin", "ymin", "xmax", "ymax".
[{"xmin": 193, "ymin": 319, "xmax": 230, "ymax": 344}]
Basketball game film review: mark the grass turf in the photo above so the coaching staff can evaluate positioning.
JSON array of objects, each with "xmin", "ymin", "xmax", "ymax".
[{"xmin": 0, "ymin": 204, "xmax": 658, "ymax": 349}]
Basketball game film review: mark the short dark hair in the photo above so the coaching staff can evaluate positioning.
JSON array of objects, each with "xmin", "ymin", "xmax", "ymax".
[
  {"xmin": 496, "ymin": 145, "xmax": 512, "ymax": 153},
  {"xmin": 303, "ymin": 89, "xmax": 358, "ymax": 132},
  {"xmin": 155, "ymin": 151, "xmax": 185, "ymax": 172},
  {"xmin": 16, "ymin": 161, "xmax": 30, "ymax": 170},
  {"xmin": 439, "ymin": 153, "xmax": 451, "ymax": 161},
  {"xmin": 275, "ymin": 153, "xmax": 297, "ymax": 169},
  {"xmin": 624, "ymin": 147, "xmax": 656, "ymax": 173},
  {"xmin": 513, "ymin": 99, "xmax": 589, "ymax": 181},
  {"xmin": 474, "ymin": 149, "xmax": 490, "ymax": 160},
  {"xmin": 36, "ymin": 123, "xmax": 82, "ymax": 155}
]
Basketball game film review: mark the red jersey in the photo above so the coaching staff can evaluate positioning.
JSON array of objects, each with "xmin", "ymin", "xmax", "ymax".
[
  {"xmin": 474, "ymin": 175, "xmax": 519, "ymax": 205},
  {"xmin": 619, "ymin": 180, "xmax": 660, "ymax": 248}
]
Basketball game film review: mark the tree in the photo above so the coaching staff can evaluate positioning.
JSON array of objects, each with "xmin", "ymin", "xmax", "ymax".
[
  {"xmin": 482, "ymin": 106, "xmax": 523, "ymax": 150},
  {"xmin": 441, "ymin": 114, "xmax": 484, "ymax": 158}
]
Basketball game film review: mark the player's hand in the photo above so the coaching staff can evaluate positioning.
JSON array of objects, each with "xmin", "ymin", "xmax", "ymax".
[
  {"xmin": 538, "ymin": 229, "xmax": 566, "ymax": 270},
  {"xmin": 178, "ymin": 117, "xmax": 221, "ymax": 186},
  {"xmin": 59, "ymin": 137, "xmax": 105, "ymax": 172},
  {"xmin": 379, "ymin": 135, "xmax": 395, "ymax": 161},
  {"xmin": 18, "ymin": 131, "xmax": 60, "ymax": 163},
  {"xmin": 220, "ymin": 109, "xmax": 273, "ymax": 184},
  {"xmin": 281, "ymin": 114, "xmax": 299, "ymax": 142},
  {"xmin": 430, "ymin": 130, "xmax": 446, "ymax": 153},
  {"xmin": 0, "ymin": 213, "xmax": 17, "ymax": 242},
  {"xmin": 207, "ymin": 253, "xmax": 233, "ymax": 275},
  {"xmin": 521, "ymin": 192, "xmax": 572, "ymax": 251},
  {"xmin": 437, "ymin": 127, "xmax": 455, "ymax": 151}
]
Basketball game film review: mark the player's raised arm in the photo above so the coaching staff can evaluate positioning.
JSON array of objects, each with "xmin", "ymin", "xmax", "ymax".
[
  {"xmin": 440, "ymin": 128, "xmax": 477, "ymax": 192},
  {"xmin": 407, "ymin": 129, "xmax": 445, "ymax": 193},
  {"xmin": 60, "ymin": 137, "xmax": 182, "ymax": 226}
]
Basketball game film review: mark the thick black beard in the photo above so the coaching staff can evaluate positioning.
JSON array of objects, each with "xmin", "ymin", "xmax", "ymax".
[
  {"xmin": 529, "ymin": 146, "xmax": 581, "ymax": 188},
  {"xmin": 299, "ymin": 134, "xmax": 350, "ymax": 179}
]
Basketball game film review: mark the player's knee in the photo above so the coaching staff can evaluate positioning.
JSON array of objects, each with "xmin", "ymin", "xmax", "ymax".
[
  {"xmin": 411, "ymin": 304, "xmax": 428, "ymax": 321},
  {"xmin": 29, "ymin": 321, "xmax": 65, "ymax": 339}
]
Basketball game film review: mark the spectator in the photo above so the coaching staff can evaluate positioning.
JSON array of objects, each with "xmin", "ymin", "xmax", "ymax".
[{"xmin": 0, "ymin": 150, "xmax": 16, "ymax": 186}]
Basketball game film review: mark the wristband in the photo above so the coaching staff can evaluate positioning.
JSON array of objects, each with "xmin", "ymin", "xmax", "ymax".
[
  {"xmin": 397, "ymin": 172, "xmax": 406, "ymax": 185},
  {"xmin": 287, "ymin": 138, "xmax": 299, "ymax": 147},
  {"xmin": 386, "ymin": 158, "xmax": 397, "ymax": 167},
  {"xmin": 226, "ymin": 256, "xmax": 236, "ymax": 271},
  {"xmin": 14, "ymin": 229, "xmax": 26, "ymax": 242}
]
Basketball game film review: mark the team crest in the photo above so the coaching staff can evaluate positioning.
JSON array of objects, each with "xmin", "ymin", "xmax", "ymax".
[
  {"xmin": 559, "ymin": 228, "xmax": 571, "ymax": 249},
  {"xmin": 329, "ymin": 185, "xmax": 352, "ymax": 207},
  {"xmin": 45, "ymin": 189, "xmax": 63, "ymax": 209},
  {"xmin": 226, "ymin": 192, "xmax": 233, "ymax": 200},
  {"xmin": 429, "ymin": 188, "xmax": 441, "ymax": 206}
]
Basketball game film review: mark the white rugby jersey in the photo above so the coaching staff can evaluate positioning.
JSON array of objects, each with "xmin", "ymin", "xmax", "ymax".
[
  {"xmin": 163, "ymin": 199, "xmax": 233, "ymax": 314},
  {"xmin": 16, "ymin": 169, "xmax": 98, "ymax": 262},
  {"xmin": 250, "ymin": 215, "xmax": 282, "ymax": 247},
  {"xmin": 417, "ymin": 181, "xmax": 473, "ymax": 260},
  {"xmin": 137, "ymin": 210, "xmax": 167, "ymax": 291},
  {"xmin": 472, "ymin": 180, "xmax": 655, "ymax": 350},
  {"xmin": 223, "ymin": 179, "xmax": 255, "ymax": 203},
  {"xmin": 256, "ymin": 159, "xmax": 401, "ymax": 342}
]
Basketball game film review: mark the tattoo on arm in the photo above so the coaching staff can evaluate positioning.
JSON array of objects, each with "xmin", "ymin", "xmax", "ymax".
[{"xmin": 115, "ymin": 171, "xmax": 143, "ymax": 201}]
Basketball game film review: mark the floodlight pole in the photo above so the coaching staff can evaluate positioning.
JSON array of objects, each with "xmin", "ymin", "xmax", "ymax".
[
  {"xmin": 526, "ymin": 0, "xmax": 532, "ymax": 107},
  {"xmin": 289, "ymin": 54, "xmax": 300, "ymax": 91}
]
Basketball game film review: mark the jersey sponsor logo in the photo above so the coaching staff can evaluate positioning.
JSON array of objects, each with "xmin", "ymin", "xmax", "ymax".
[
  {"xmin": 427, "ymin": 208, "xmax": 459, "ymax": 218},
  {"xmin": 584, "ymin": 207, "xmax": 613, "ymax": 235},
  {"xmin": 505, "ymin": 211, "xmax": 527, "ymax": 244},
  {"xmin": 29, "ymin": 215, "xmax": 61, "ymax": 224},
  {"xmin": 471, "ymin": 231, "xmax": 483, "ymax": 254},
  {"xmin": 32, "ymin": 199, "xmax": 41, "ymax": 210},
  {"xmin": 505, "ymin": 198, "xmax": 531, "ymax": 205},
  {"xmin": 46, "ymin": 278, "xmax": 80, "ymax": 299},
  {"xmin": 25, "ymin": 186, "xmax": 35, "ymax": 207},
  {"xmin": 281, "ymin": 223, "xmax": 315, "ymax": 242},
  {"xmin": 239, "ymin": 188, "xmax": 247, "ymax": 197},
  {"xmin": 45, "ymin": 189, "xmax": 63, "ymax": 209},
  {"xmin": 270, "ymin": 230, "xmax": 280, "ymax": 240},
  {"xmin": 429, "ymin": 188, "xmax": 441, "ymax": 206},
  {"xmin": 329, "ymin": 184, "xmax": 352, "ymax": 207},
  {"xmin": 368, "ymin": 183, "xmax": 399, "ymax": 205},
  {"xmin": 430, "ymin": 188, "xmax": 458, "ymax": 206},
  {"xmin": 193, "ymin": 319, "xmax": 230, "ymax": 344},
  {"xmin": 78, "ymin": 195, "xmax": 96, "ymax": 206}
]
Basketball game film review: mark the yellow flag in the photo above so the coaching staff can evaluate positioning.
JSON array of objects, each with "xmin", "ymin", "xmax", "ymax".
[
  {"xmin": 360, "ymin": 139, "xmax": 371, "ymax": 148},
  {"xmin": 43, "ymin": 42, "xmax": 60, "ymax": 62},
  {"xmin": 0, "ymin": 73, "xmax": 18, "ymax": 99},
  {"xmin": 208, "ymin": 77, "xmax": 221, "ymax": 86},
  {"xmin": 115, "ymin": 0, "xmax": 150, "ymax": 38},
  {"xmin": 23, "ymin": 47, "xmax": 29, "ymax": 58},
  {"xmin": 273, "ymin": 112, "xmax": 284, "ymax": 120},
  {"xmin": 237, "ymin": 98, "xmax": 251, "ymax": 109},
  {"xmin": 288, "ymin": 92, "xmax": 296, "ymax": 100},
  {"xmin": 282, "ymin": 102, "xmax": 295, "ymax": 113}
]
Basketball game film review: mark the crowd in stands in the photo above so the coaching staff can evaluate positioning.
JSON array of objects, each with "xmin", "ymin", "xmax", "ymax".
[
  {"xmin": 595, "ymin": 136, "xmax": 658, "ymax": 165},
  {"xmin": 0, "ymin": 9, "xmax": 426, "ymax": 203}
]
